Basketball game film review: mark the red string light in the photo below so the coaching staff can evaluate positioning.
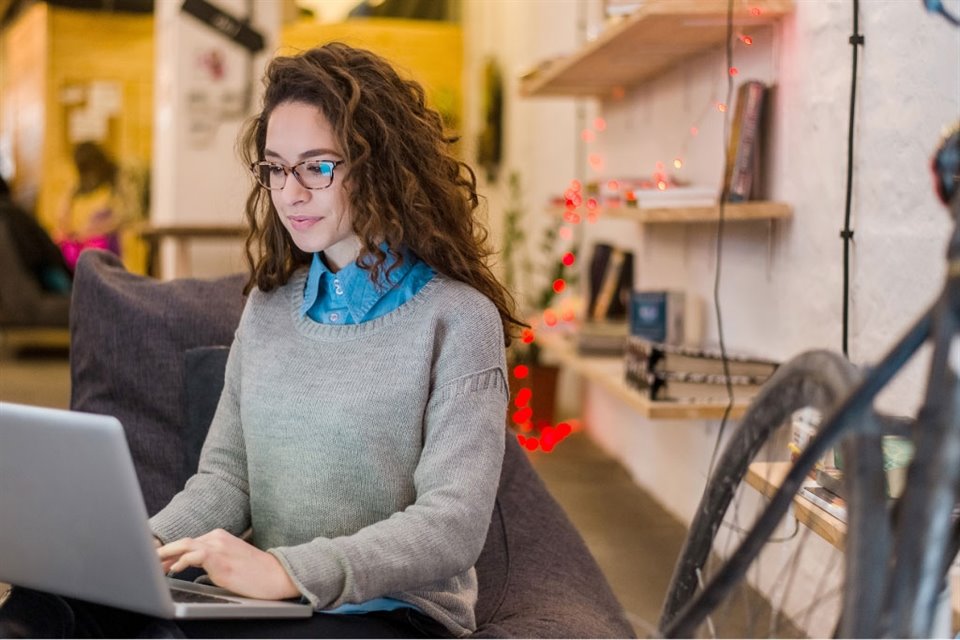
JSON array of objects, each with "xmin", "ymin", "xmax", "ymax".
[
  {"xmin": 552, "ymin": 279, "xmax": 566, "ymax": 293},
  {"xmin": 515, "ymin": 387, "xmax": 532, "ymax": 408},
  {"xmin": 513, "ymin": 364, "xmax": 529, "ymax": 379},
  {"xmin": 739, "ymin": 34, "xmax": 753, "ymax": 45},
  {"xmin": 729, "ymin": 66, "xmax": 739, "ymax": 76},
  {"xmin": 593, "ymin": 117, "xmax": 607, "ymax": 131},
  {"xmin": 562, "ymin": 252, "xmax": 575, "ymax": 266}
]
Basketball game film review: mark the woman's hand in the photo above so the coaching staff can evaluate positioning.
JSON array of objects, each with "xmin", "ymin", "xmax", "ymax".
[{"xmin": 157, "ymin": 529, "xmax": 300, "ymax": 601}]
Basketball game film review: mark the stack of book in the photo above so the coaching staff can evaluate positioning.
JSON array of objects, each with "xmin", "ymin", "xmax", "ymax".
[
  {"xmin": 800, "ymin": 480, "xmax": 848, "ymax": 523},
  {"xmin": 624, "ymin": 337, "xmax": 779, "ymax": 403}
]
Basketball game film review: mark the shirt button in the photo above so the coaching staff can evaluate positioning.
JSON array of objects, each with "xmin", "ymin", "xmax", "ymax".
[{"xmin": 329, "ymin": 312, "xmax": 340, "ymax": 322}]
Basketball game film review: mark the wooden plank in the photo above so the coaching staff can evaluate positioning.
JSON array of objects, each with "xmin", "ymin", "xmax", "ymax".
[
  {"xmin": 536, "ymin": 330, "xmax": 750, "ymax": 420},
  {"xmin": 133, "ymin": 222, "xmax": 248, "ymax": 240},
  {"xmin": 521, "ymin": 0, "xmax": 794, "ymax": 98},
  {"xmin": 551, "ymin": 201, "xmax": 792, "ymax": 224}
]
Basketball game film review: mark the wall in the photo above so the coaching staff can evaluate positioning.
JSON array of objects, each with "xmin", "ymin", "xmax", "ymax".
[
  {"xmin": 464, "ymin": 0, "xmax": 959, "ymax": 631},
  {"xmin": 578, "ymin": 0, "xmax": 960, "ymax": 522},
  {"xmin": 151, "ymin": 0, "xmax": 280, "ymax": 279},
  {"xmin": 283, "ymin": 18, "xmax": 463, "ymax": 135},
  {"xmin": 0, "ymin": 3, "xmax": 48, "ymax": 210}
]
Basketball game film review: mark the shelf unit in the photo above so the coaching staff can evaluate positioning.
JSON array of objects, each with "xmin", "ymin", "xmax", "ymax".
[
  {"xmin": 520, "ymin": 0, "xmax": 794, "ymax": 98},
  {"xmin": 551, "ymin": 200, "xmax": 792, "ymax": 224},
  {"xmin": 535, "ymin": 330, "xmax": 751, "ymax": 420},
  {"xmin": 747, "ymin": 462, "xmax": 960, "ymax": 630}
]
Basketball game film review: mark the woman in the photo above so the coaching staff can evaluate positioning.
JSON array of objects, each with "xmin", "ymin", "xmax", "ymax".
[
  {"xmin": 151, "ymin": 42, "xmax": 524, "ymax": 638},
  {"xmin": 55, "ymin": 141, "xmax": 124, "ymax": 271},
  {"xmin": 0, "ymin": 42, "xmax": 522, "ymax": 639}
]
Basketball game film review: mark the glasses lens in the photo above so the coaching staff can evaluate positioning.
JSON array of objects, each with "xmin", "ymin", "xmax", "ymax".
[
  {"xmin": 297, "ymin": 161, "xmax": 335, "ymax": 189},
  {"xmin": 253, "ymin": 162, "xmax": 286, "ymax": 190}
]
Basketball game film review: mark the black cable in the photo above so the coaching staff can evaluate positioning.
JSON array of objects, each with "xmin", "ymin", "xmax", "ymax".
[
  {"xmin": 706, "ymin": 0, "xmax": 737, "ymax": 480},
  {"xmin": 841, "ymin": 0, "xmax": 863, "ymax": 358}
]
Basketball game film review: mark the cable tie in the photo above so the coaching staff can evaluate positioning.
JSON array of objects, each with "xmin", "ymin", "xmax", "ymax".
[
  {"xmin": 840, "ymin": 229, "xmax": 855, "ymax": 240},
  {"xmin": 849, "ymin": 34, "xmax": 865, "ymax": 45}
]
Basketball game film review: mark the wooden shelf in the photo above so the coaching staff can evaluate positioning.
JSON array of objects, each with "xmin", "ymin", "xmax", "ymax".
[
  {"xmin": 552, "ymin": 200, "xmax": 792, "ymax": 224},
  {"xmin": 520, "ymin": 0, "xmax": 794, "ymax": 98},
  {"xmin": 536, "ymin": 330, "xmax": 751, "ymax": 420},
  {"xmin": 746, "ymin": 462, "xmax": 845, "ymax": 550}
]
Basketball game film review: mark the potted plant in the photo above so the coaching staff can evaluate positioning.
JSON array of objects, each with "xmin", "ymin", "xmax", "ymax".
[{"xmin": 501, "ymin": 172, "xmax": 578, "ymax": 440}]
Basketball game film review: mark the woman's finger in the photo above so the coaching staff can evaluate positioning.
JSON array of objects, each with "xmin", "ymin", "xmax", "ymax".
[{"xmin": 169, "ymin": 548, "xmax": 208, "ymax": 575}]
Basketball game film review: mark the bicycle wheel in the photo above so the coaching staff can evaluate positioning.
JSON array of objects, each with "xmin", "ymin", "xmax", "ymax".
[{"xmin": 658, "ymin": 349, "xmax": 888, "ymax": 638}]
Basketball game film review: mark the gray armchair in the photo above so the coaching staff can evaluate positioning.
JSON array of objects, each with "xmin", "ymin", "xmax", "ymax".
[{"xmin": 68, "ymin": 250, "xmax": 635, "ymax": 638}]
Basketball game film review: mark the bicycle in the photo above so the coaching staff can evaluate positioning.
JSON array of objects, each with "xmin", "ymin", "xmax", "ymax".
[{"xmin": 656, "ymin": 55, "xmax": 960, "ymax": 640}]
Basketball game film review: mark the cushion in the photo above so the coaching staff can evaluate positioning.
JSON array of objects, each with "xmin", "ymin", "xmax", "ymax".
[
  {"xmin": 69, "ymin": 250, "xmax": 246, "ymax": 515},
  {"xmin": 181, "ymin": 346, "xmax": 231, "ymax": 481}
]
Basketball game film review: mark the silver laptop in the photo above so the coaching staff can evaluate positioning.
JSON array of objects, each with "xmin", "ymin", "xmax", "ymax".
[{"xmin": 0, "ymin": 401, "xmax": 313, "ymax": 619}]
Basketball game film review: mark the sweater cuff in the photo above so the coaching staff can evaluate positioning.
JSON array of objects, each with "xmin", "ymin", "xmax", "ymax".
[{"xmin": 268, "ymin": 541, "xmax": 348, "ymax": 609}]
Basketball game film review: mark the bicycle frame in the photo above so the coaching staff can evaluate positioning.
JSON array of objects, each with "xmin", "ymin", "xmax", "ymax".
[{"xmin": 662, "ymin": 194, "xmax": 960, "ymax": 638}]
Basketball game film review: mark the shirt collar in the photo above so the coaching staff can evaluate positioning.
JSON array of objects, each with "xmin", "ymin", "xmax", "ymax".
[{"xmin": 300, "ymin": 245, "xmax": 419, "ymax": 319}]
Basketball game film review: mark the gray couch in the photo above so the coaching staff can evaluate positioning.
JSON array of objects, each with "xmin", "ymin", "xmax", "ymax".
[
  {"xmin": 69, "ymin": 249, "xmax": 635, "ymax": 638},
  {"xmin": 0, "ymin": 218, "xmax": 70, "ymax": 331}
]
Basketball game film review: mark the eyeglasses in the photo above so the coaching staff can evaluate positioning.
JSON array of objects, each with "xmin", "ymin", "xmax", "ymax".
[{"xmin": 249, "ymin": 159, "xmax": 344, "ymax": 191}]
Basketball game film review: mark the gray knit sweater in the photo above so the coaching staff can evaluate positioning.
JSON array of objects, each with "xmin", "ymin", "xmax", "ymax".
[{"xmin": 149, "ymin": 270, "xmax": 508, "ymax": 637}]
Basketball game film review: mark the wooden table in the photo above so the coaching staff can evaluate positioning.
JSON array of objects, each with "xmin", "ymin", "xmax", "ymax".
[{"xmin": 134, "ymin": 222, "xmax": 248, "ymax": 278}]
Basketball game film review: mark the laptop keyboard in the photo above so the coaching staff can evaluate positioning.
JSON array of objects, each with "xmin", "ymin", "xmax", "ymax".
[{"xmin": 170, "ymin": 588, "xmax": 240, "ymax": 605}]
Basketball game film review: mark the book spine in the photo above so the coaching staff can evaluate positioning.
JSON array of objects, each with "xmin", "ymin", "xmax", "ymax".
[{"xmin": 592, "ymin": 248, "xmax": 626, "ymax": 321}]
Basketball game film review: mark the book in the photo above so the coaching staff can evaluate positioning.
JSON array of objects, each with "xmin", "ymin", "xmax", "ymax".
[
  {"xmin": 624, "ymin": 366, "xmax": 766, "ymax": 403},
  {"xmin": 629, "ymin": 291, "xmax": 685, "ymax": 344},
  {"xmin": 816, "ymin": 467, "xmax": 846, "ymax": 500},
  {"xmin": 587, "ymin": 244, "xmax": 634, "ymax": 321},
  {"xmin": 724, "ymin": 80, "xmax": 767, "ymax": 202},
  {"xmin": 799, "ymin": 485, "xmax": 848, "ymax": 523},
  {"xmin": 625, "ymin": 336, "xmax": 779, "ymax": 379}
]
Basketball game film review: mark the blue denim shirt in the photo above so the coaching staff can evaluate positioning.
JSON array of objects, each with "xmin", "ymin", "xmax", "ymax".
[{"xmin": 300, "ymin": 248, "xmax": 435, "ymax": 325}]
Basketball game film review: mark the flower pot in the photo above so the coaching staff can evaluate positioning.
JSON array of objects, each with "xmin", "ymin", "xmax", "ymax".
[{"xmin": 508, "ymin": 363, "xmax": 559, "ymax": 431}]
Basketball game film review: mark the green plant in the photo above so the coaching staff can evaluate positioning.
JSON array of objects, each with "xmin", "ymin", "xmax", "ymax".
[{"xmin": 501, "ymin": 171, "xmax": 578, "ymax": 367}]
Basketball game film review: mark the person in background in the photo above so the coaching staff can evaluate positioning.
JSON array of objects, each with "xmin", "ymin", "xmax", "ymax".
[
  {"xmin": 0, "ymin": 42, "xmax": 524, "ymax": 638},
  {"xmin": 0, "ymin": 175, "xmax": 71, "ymax": 294},
  {"xmin": 55, "ymin": 141, "xmax": 125, "ymax": 271}
]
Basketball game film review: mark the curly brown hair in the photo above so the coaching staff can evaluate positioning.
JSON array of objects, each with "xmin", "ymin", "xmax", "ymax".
[{"xmin": 239, "ymin": 43, "xmax": 523, "ymax": 345}]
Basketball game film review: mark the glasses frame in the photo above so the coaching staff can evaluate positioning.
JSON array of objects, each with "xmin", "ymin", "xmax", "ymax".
[{"xmin": 249, "ymin": 159, "xmax": 345, "ymax": 191}]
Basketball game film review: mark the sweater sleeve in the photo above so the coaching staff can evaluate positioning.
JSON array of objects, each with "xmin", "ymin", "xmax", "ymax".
[
  {"xmin": 268, "ymin": 305, "xmax": 508, "ymax": 609},
  {"xmin": 149, "ymin": 331, "xmax": 251, "ymax": 543}
]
